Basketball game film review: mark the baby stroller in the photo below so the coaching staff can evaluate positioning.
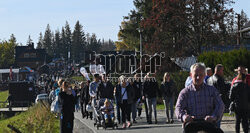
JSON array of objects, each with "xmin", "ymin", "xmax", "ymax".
[
  {"xmin": 93, "ymin": 98, "xmax": 118, "ymax": 130},
  {"xmin": 184, "ymin": 119, "xmax": 224, "ymax": 133}
]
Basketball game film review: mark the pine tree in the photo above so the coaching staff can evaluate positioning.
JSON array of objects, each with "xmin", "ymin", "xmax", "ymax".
[
  {"xmin": 54, "ymin": 30, "xmax": 61, "ymax": 58},
  {"xmin": 27, "ymin": 35, "xmax": 33, "ymax": 46},
  {"xmin": 72, "ymin": 20, "xmax": 86, "ymax": 62},
  {"xmin": 37, "ymin": 32, "xmax": 43, "ymax": 49},
  {"xmin": 87, "ymin": 33, "xmax": 101, "ymax": 52},
  {"xmin": 100, "ymin": 39, "xmax": 116, "ymax": 51},
  {"xmin": 60, "ymin": 27, "xmax": 68, "ymax": 59},
  {"xmin": 43, "ymin": 24, "xmax": 53, "ymax": 56},
  {"xmin": 9, "ymin": 34, "xmax": 17, "ymax": 45},
  {"xmin": 65, "ymin": 21, "xmax": 72, "ymax": 61}
]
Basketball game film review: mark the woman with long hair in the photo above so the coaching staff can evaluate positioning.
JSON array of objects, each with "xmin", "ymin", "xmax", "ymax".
[
  {"xmin": 161, "ymin": 72, "xmax": 176, "ymax": 123},
  {"xmin": 229, "ymin": 73, "xmax": 249, "ymax": 133},
  {"xmin": 115, "ymin": 76, "xmax": 135, "ymax": 129}
]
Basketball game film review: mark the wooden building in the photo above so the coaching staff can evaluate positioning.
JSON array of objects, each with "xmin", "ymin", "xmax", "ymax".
[{"xmin": 15, "ymin": 44, "xmax": 48, "ymax": 70}]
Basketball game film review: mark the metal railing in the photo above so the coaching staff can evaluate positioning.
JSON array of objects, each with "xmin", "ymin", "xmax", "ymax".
[{"xmin": 0, "ymin": 101, "xmax": 31, "ymax": 111}]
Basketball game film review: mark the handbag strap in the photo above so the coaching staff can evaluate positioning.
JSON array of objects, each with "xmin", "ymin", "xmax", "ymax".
[{"xmin": 121, "ymin": 87, "xmax": 127, "ymax": 100}]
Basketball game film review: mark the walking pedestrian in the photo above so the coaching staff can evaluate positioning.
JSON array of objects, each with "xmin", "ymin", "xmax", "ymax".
[
  {"xmin": 229, "ymin": 73, "xmax": 249, "ymax": 133},
  {"xmin": 114, "ymin": 77, "xmax": 121, "ymax": 124},
  {"xmin": 115, "ymin": 76, "xmax": 134, "ymax": 129},
  {"xmin": 143, "ymin": 73, "xmax": 160, "ymax": 124},
  {"xmin": 89, "ymin": 74, "xmax": 100, "ymax": 120},
  {"xmin": 58, "ymin": 81, "xmax": 77, "ymax": 133},
  {"xmin": 97, "ymin": 74, "xmax": 114, "ymax": 100},
  {"xmin": 129, "ymin": 75, "xmax": 141, "ymax": 123},
  {"xmin": 207, "ymin": 64, "xmax": 229, "ymax": 114},
  {"xmin": 175, "ymin": 63, "xmax": 224, "ymax": 133},
  {"xmin": 161, "ymin": 72, "xmax": 176, "ymax": 123}
]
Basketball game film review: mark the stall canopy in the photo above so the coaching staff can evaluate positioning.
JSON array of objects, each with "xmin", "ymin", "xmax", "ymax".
[{"xmin": 19, "ymin": 66, "xmax": 34, "ymax": 73}]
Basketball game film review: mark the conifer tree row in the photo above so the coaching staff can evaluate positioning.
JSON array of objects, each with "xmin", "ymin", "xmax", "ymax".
[{"xmin": 34, "ymin": 21, "xmax": 116, "ymax": 63}]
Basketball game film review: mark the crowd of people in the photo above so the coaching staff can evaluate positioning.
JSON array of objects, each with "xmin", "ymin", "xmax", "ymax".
[{"xmin": 43, "ymin": 63, "xmax": 249, "ymax": 133}]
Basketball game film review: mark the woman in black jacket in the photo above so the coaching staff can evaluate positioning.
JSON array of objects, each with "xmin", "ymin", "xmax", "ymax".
[
  {"xmin": 143, "ymin": 74, "xmax": 160, "ymax": 124},
  {"xmin": 160, "ymin": 72, "xmax": 176, "ymax": 124},
  {"xmin": 129, "ymin": 75, "xmax": 141, "ymax": 123},
  {"xmin": 80, "ymin": 80, "xmax": 93, "ymax": 120},
  {"xmin": 59, "ymin": 81, "xmax": 77, "ymax": 133},
  {"xmin": 229, "ymin": 73, "xmax": 249, "ymax": 133},
  {"xmin": 97, "ymin": 74, "xmax": 114, "ymax": 100},
  {"xmin": 80, "ymin": 80, "xmax": 92, "ymax": 119},
  {"xmin": 115, "ymin": 76, "xmax": 135, "ymax": 129}
]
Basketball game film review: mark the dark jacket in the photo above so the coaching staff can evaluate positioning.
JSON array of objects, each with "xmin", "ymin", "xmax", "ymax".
[
  {"xmin": 143, "ymin": 80, "xmax": 160, "ymax": 99},
  {"xmin": 58, "ymin": 91, "xmax": 77, "ymax": 119},
  {"xmin": 160, "ymin": 80, "xmax": 176, "ymax": 98},
  {"xmin": 132, "ymin": 80, "xmax": 142, "ymax": 102},
  {"xmin": 115, "ymin": 83, "xmax": 135, "ymax": 104},
  {"xmin": 80, "ymin": 85, "xmax": 90, "ymax": 103},
  {"xmin": 229, "ymin": 81, "xmax": 249, "ymax": 112},
  {"xmin": 207, "ymin": 74, "xmax": 228, "ymax": 95},
  {"xmin": 97, "ymin": 81, "xmax": 114, "ymax": 99}
]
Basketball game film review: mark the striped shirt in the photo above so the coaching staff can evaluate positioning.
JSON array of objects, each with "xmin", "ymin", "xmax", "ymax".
[{"xmin": 175, "ymin": 83, "xmax": 224, "ymax": 122}]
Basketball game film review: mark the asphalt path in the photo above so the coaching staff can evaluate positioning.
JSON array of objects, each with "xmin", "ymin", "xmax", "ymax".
[{"xmin": 73, "ymin": 110, "xmax": 244, "ymax": 133}]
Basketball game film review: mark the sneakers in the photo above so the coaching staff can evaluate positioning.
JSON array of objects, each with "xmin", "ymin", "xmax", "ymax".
[
  {"xmin": 127, "ymin": 122, "xmax": 132, "ymax": 128},
  {"xmin": 122, "ymin": 123, "xmax": 126, "ymax": 129},
  {"xmin": 170, "ymin": 119, "xmax": 174, "ymax": 123},
  {"xmin": 133, "ymin": 120, "xmax": 137, "ymax": 123},
  {"xmin": 155, "ymin": 120, "xmax": 158, "ymax": 124},
  {"xmin": 148, "ymin": 121, "xmax": 152, "ymax": 124},
  {"xmin": 112, "ymin": 117, "xmax": 115, "ymax": 122}
]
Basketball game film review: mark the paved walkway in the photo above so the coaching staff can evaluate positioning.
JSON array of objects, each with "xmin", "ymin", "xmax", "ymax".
[{"xmin": 73, "ymin": 110, "xmax": 245, "ymax": 133}]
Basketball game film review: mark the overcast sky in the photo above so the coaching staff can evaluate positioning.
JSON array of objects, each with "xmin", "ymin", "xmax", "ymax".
[{"xmin": 0, "ymin": 0, "xmax": 249, "ymax": 46}]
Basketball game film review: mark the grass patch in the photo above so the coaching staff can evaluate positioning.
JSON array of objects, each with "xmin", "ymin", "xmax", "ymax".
[
  {"xmin": 0, "ymin": 90, "xmax": 8, "ymax": 108},
  {"xmin": 223, "ymin": 113, "xmax": 235, "ymax": 117},
  {"xmin": 157, "ymin": 104, "xmax": 165, "ymax": 110},
  {"xmin": 0, "ymin": 90, "xmax": 8, "ymax": 102},
  {"xmin": 71, "ymin": 76, "xmax": 85, "ymax": 82},
  {"xmin": 0, "ymin": 103, "xmax": 59, "ymax": 133},
  {"xmin": 141, "ymin": 104, "xmax": 166, "ymax": 110}
]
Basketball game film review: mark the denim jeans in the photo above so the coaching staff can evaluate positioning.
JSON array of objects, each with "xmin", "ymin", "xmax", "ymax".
[
  {"xmin": 131, "ymin": 102, "xmax": 137, "ymax": 121},
  {"xmin": 146, "ymin": 97, "xmax": 157, "ymax": 121},
  {"xmin": 163, "ymin": 96, "xmax": 174, "ymax": 120}
]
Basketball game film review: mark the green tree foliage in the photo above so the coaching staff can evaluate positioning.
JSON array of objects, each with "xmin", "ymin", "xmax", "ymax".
[
  {"xmin": 72, "ymin": 21, "xmax": 86, "ymax": 62},
  {"xmin": 36, "ymin": 32, "xmax": 43, "ymax": 49},
  {"xmin": 65, "ymin": 21, "xmax": 72, "ymax": 60},
  {"xmin": 198, "ymin": 49, "xmax": 250, "ymax": 77},
  {"xmin": 9, "ymin": 34, "xmax": 17, "ymax": 46},
  {"xmin": 100, "ymin": 39, "xmax": 116, "ymax": 51},
  {"xmin": 43, "ymin": 24, "xmax": 54, "ymax": 56},
  {"xmin": 26, "ymin": 35, "xmax": 33, "ymax": 46},
  {"xmin": 54, "ymin": 30, "xmax": 61, "ymax": 58},
  {"xmin": 0, "ymin": 35, "xmax": 17, "ymax": 68},
  {"xmin": 115, "ymin": 0, "xmax": 152, "ymax": 51},
  {"xmin": 60, "ymin": 27, "xmax": 68, "ymax": 59},
  {"xmin": 36, "ymin": 21, "xmax": 108, "ymax": 63},
  {"xmin": 117, "ymin": 0, "xmax": 238, "ymax": 56},
  {"xmin": 86, "ymin": 33, "xmax": 101, "ymax": 52}
]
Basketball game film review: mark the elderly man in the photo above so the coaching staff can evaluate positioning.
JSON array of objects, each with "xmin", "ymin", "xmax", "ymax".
[{"xmin": 175, "ymin": 63, "xmax": 224, "ymax": 132}]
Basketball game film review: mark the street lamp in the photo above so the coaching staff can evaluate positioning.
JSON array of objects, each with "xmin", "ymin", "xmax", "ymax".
[
  {"xmin": 236, "ymin": 13, "xmax": 241, "ymax": 45},
  {"xmin": 137, "ymin": 28, "xmax": 143, "ymax": 82}
]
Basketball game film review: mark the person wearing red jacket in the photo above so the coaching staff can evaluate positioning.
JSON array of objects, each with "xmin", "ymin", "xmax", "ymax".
[{"xmin": 231, "ymin": 66, "xmax": 247, "ymax": 86}]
